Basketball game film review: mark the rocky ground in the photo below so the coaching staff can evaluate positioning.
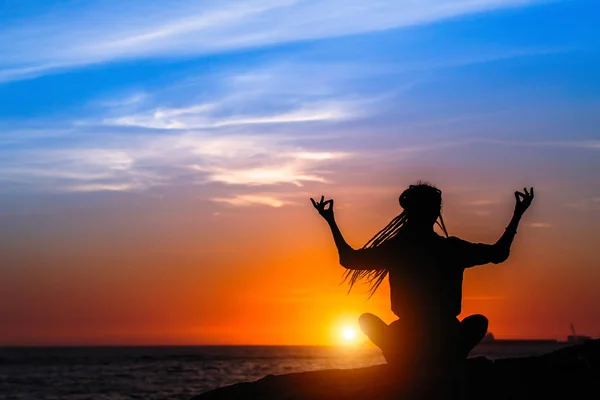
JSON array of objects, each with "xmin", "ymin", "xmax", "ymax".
[{"xmin": 191, "ymin": 339, "xmax": 600, "ymax": 399}]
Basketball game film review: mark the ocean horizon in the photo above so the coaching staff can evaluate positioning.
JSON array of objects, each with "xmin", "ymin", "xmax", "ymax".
[{"xmin": 0, "ymin": 342, "xmax": 572, "ymax": 400}]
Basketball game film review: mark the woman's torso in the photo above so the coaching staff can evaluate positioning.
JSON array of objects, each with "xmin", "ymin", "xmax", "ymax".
[{"xmin": 383, "ymin": 230, "xmax": 465, "ymax": 324}]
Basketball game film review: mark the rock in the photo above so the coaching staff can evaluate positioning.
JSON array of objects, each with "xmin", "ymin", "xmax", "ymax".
[{"xmin": 191, "ymin": 340, "xmax": 600, "ymax": 400}]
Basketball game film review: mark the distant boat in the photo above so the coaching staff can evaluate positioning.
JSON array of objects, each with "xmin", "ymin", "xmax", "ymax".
[
  {"xmin": 567, "ymin": 334, "xmax": 592, "ymax": 344},
  {"xmin": 478, "ymin": 332, "xmax": 558, "ymax": 345},
  {"xmin": 568, "ymin": 323, "xmax": 592, "ymax": 345},
  {"xmin": 479, "ymin": 324, "xmax": 595, "ymax": 346}
]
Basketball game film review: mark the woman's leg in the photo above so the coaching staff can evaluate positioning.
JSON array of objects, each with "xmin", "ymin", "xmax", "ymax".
[
  {"xmin": 359, "ymin": 314, "xmax": 407, "ymax": 365},
  {"xmin": 358, "ymin": 313, "xmax": 388, "ymax": 350},
  {"xmin": 459, "ymin": 314, "xmax": 488, "ymax": 358}
]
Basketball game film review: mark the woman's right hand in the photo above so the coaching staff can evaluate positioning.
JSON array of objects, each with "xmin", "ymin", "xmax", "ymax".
[
  {"xmin": 514, "ymin": 187, "xmax": 534, "ymax": 216},
  {"xmin": 310, "ymin": 195, "xmax": 335, "ymax": 222}
]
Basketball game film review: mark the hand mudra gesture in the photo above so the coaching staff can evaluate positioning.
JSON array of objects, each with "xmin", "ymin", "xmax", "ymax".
[
  {"xmin": 310, "ymin": 195, "xmax": 335, "ymax": 222},
  {"xmin": 514, "ymin": 187, "xmax": 534, "ymax": 216}
]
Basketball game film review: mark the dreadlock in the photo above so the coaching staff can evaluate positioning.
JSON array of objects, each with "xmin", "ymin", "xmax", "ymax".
[{"xmin": 342, "ymin": 182, "xmax": 449, "ymax": 299}]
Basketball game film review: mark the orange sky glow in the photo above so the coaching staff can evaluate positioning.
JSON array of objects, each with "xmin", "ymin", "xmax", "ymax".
[{"xmin": 3, "ymin": 163, "xmax": 600, "ymax": 346}]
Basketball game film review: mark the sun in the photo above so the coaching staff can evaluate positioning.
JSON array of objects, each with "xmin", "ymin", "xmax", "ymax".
[{"xmin": 342, "ymin": 327, "xmax": 357, "ymax": 342}]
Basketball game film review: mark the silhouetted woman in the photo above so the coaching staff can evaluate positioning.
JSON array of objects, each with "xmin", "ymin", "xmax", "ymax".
[{"xmin": 311, "ymin": 182, "xmax": 534, "ymax": 368}]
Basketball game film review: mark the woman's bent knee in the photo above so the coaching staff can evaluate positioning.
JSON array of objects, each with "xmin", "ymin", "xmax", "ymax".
[
  {"xmin": 359, "ymin": 313, "xmax": 384, "ymax": 330},
  {"xmin": 463, "ymin": 314, "xmax": 488, "ymax": 329}
]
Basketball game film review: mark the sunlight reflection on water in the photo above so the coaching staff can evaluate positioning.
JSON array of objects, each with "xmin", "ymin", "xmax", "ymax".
[{"xmin": 0, "ymin": 343, "xmax": 566, "ymax": 399}]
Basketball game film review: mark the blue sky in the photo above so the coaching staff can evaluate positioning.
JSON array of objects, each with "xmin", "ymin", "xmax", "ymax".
[{"xmin": 1, "ymin": 0, "xmax": 598, "ymax": 202}]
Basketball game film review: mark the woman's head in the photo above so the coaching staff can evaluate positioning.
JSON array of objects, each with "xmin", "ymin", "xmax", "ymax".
[
  {"xmin": 343, "ymin": 180, "xmax": 447, "ymax": 298},
  {"xmin": 399, "ymin": 182, "xmax": 442, "ymax": 226}
]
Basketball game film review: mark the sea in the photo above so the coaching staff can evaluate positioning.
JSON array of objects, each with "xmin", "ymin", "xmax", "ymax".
[{"xmin": 0, "ymin": 342, "xmax": 569, "ymax": 400}]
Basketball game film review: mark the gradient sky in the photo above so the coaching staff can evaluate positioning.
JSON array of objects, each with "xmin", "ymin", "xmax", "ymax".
[{"xmin": 1, "ymin": 0, "xmax": 600, "ymax": 346}]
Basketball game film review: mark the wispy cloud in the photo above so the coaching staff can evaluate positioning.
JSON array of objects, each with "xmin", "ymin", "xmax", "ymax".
[
  {"xmin": 473, "ymin": 139, "xmax": 600, "ymax": 151},
  {"xmin": 194, "ymin": 164, "xmax": 328, "ymax": 187},
  {"xmin": 97, "ymin": 92, "xmax": 148, "ymax": 108},
  {"xmin": 101, "ymin": 100, "xmax": 358, "ymax": 130},
  {"xmin": 0, "ymin": 147, "xmax": 159, "ymax": 193},
  {"xmin": 68, "ymin": 183, "xmax": 141, "ymax": 192},
  {"xmin": 212, "ymin": 194, "xmax": 291, "ymax": 208},
  {"xmin": 566, "ymin": 198, "xmax": 600, "ymax": 212},
  {"xmin": 0, "ymin": 58, "xmax": 364, "ymax": 195},
  {"xmin": 0, "ymin": 2, "xmax": 590, "ymax": 201},
  {"xmin": 0, "ymin": 128, "xmax": 350, "ymax": 194},
  {"xmin": 87, "ymin": 57, "xmax": 379, "ymax": 132},
  {"xmin": 474, "ymin": 210, "xmax": 492, "ymax": 216},
  {"xmin": 0, "ymin": 0, "xmax": 544, "ymax": 81},
  {"xmin": 467, "ymin": 199, "xmax": 499, "ymax": 206},
  {"xmin": 527, "ymin": 222, "xmax": 552, "ymax": 228},
  {"xmin": 187, "ymin": 141, "xmax": 348, "ymax": 187}
]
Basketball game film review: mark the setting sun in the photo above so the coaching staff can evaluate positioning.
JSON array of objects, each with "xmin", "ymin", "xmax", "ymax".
[{"xmin": 342, "ymin": 328, "xmax": 357, "ymax": 342}]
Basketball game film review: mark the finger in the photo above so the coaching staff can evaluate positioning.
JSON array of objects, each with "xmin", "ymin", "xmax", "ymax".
[
  {"xmin": 320, "ymin": 195, "xmax": 324, "ymax": 204},
  {"xmin": 310, "ymin": 198, "xmax": 317, "ymax": 207},
  {"xmin": 515, "ymin": 191, "xmax": 525, "ymax": 201},
  {"xmin": 530, "ymin": 187, "xmax": 534, "ymax": 198},
  {"xmin": 524, "ymin": 188, "xmax": 529, "ymax": 196}
]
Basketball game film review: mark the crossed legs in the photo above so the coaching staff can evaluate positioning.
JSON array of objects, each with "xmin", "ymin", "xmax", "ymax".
[{"xmin": 358, "ymin": 313, "xmax": 489, "ymax": 361}]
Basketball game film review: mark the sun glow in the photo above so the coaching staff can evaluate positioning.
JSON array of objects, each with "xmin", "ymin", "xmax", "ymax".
[{"xmin": 342, "ymin": 327, "xmax": 357, "ymax": 342}]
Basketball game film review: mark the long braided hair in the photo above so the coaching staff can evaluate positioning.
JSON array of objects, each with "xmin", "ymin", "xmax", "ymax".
[{"xmin": 342, "ymin": 182, "xmax": 449, "ymax": 299}]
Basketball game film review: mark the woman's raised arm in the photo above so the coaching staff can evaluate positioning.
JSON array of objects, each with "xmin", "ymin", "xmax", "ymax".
[
  {"xmin": 453, "ymin": 187, "xmax": 535, "ymax": 267},
  {"xmin": 311, "ymin": 196, "xmax": 379, "ymax": 270},
  {"xmin": 489, "ymin": 187, "xmax": 535, "ymax": 263}
]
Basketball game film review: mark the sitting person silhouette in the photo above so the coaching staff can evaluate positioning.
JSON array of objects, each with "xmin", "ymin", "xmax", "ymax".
[{"xmin": 311, "ymin": 182, "xmax": 534, "ymax": 369}]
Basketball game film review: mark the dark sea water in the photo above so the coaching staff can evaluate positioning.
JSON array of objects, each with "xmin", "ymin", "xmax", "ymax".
[{"xmin": 0, "ymin": 343, "xmax": 569, "ymax": 400}]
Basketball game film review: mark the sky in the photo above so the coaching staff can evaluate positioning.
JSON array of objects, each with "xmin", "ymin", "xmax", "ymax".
[{"xmin": 1, "ymin": 0, "xmax": 599, "ymax": 346}]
